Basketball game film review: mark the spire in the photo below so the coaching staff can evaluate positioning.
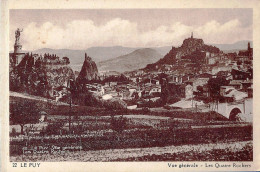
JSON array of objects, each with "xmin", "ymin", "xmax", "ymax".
[
  {"xmin": 85, "ymin": 53, "xmax": 87, "ymax": 60},
  {"xmin": 248, "ymin": 42, "xmax": 251, "ymax": 50},
  {"xmin": 191, "ymin": 32, "xmax": 193, "ymax": 39}
]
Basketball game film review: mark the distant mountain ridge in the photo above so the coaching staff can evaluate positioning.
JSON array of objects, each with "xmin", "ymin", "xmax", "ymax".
[
  {"xmin": 32, "ymin": 47, "xmax": 135, "ymax": 64},
  {"xmin": 16, "ymin": 40, "xmax": 251, "ymax": 72},
  {"xmin": 212, "ymin": 40, "xmax": 253, "ymax": 51},
  {"xmin": 98, "ymin": 48, "xmax": 163, "ymax": 73},
  {"xmin": 31, "ymin": 47, "xmax": 139, "ymax": 72}
]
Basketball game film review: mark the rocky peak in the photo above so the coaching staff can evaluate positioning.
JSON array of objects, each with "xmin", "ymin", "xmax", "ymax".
[
  {"xmin": 175, "ymin": 37, "xmax": 205, "ymax": 59},
  {"xmin": 144, "ymin": 34, "xmax": 220, "ymax": 70},
  {"xmin": 84, "ymin": 53, "xmax": 92, "ymax": 62},
  {"xmin": 77, "ymin": 53, "xmax": 99, "ymax": 81},
  {"xmin": 181, "ymin": 37, "xmax": 204, "ymax": 50}
]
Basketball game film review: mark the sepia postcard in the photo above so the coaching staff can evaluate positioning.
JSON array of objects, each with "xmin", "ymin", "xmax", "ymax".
[{"xmin": 1, "ymin": 0, "xmax": 260, "ymax": 171}]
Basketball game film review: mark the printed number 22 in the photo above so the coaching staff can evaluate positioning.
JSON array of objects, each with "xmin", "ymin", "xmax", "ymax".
[{"xmin": 13, "ymin": 163, "xmax": 17, "ymax": 167}]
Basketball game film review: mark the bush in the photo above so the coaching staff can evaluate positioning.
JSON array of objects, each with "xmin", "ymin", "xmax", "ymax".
[
  {"xmin": 105, "ymin": 99, "xmax": 127, "ymax": 110},
  {"xmin": 44, "ymin": 122, "xmax": 64, "ymax": 135},
  {"xmin": 142, "ymin": 107, "xmax": 150, "ymax": 113},
  {"xmin": 110, "ymin": 115, "xmax": 127, "ymax": 133}
]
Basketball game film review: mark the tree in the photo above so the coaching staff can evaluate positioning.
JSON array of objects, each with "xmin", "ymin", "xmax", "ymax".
[
  {"xmin": 110, "ymin": 115, "xmax": 127, "ymax": 141},
  {"xmin": 62, "ymin": 57, "xmax": 70, "ymax": 65},
  {"xmin": 10, "ymin": 99, "xmax": 41, "ymax": 135},
  {"xmin": 208, "ymin": 77, "xmax": 229, "ymax": 100}
]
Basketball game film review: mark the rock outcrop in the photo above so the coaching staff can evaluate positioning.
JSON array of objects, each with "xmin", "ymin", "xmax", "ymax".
[
  {"xmin": 145, "ymin": 35, "xmax": 220, "ymax": 70},
  {"xmin": 77, "ymin": 53, "xmax": 99, "ymax": 82},
  {"xmin": 9, "ymin": 53, "xmax": 75, "ymax": 97}
]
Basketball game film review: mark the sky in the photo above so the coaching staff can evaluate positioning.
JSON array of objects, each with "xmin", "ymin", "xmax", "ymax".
[{"xmin": 9, "ymin": 9, "xmax": 252, "ymax": 51}]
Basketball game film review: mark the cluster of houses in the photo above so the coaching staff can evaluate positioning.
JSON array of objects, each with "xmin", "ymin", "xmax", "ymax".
[
  {"xmin": 41, "ymin": 39, "xmax": 252, "ymax": 110},
  {"xmin": 84, "ymin": 42, "xmax": 253, "ymax": 110}
]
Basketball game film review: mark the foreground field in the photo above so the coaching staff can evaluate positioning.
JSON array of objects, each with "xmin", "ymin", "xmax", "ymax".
[
  {"xmin": 9, "ymin": 94, "xmax": 253, "ymax": 161},
  {"xmin": 10, "ymin": 140, "xmax": 252, "ymax": 161},
  {"xmin": 10, "ymin": 125, "xmax": 252, "ymax": 155}
]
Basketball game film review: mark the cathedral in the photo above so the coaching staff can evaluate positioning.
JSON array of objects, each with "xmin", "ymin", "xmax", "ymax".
[{"xmin": 238, "ymin": 42, "xmax": 253, "ymax": 58}]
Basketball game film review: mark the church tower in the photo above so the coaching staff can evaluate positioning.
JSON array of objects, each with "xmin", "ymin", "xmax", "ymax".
[
  {"xmin": 248, "ymin": 42, "xmax": 253, "ymax": 57},
  {"xmin": 191, "ymin": 32, "xmax": 193, "ymax": 39}
]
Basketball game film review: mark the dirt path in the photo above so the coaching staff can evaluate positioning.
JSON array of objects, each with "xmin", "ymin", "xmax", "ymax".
[{"xmin": 10, "ymin": 91, "xmax": 69, "ymax": 106}]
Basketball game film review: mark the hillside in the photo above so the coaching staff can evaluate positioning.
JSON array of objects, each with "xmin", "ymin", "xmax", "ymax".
[
  {"xmin": 86, "ymin": 46, "xmax": 138, "ymax": 62},
  {"xmin": 9, "ymin": 53, "xmax": 75, "ymax": 98},
  {"xmin": 152, "ymin": 46, "xmax": 172, "ymax": 56},
  {"xmin": 97, "ymin": 48, "xmax": 163, "ymax": 73},
  {"xmin": 145, "ymin": 36, "xmax": 220, "ymax": 70}
]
